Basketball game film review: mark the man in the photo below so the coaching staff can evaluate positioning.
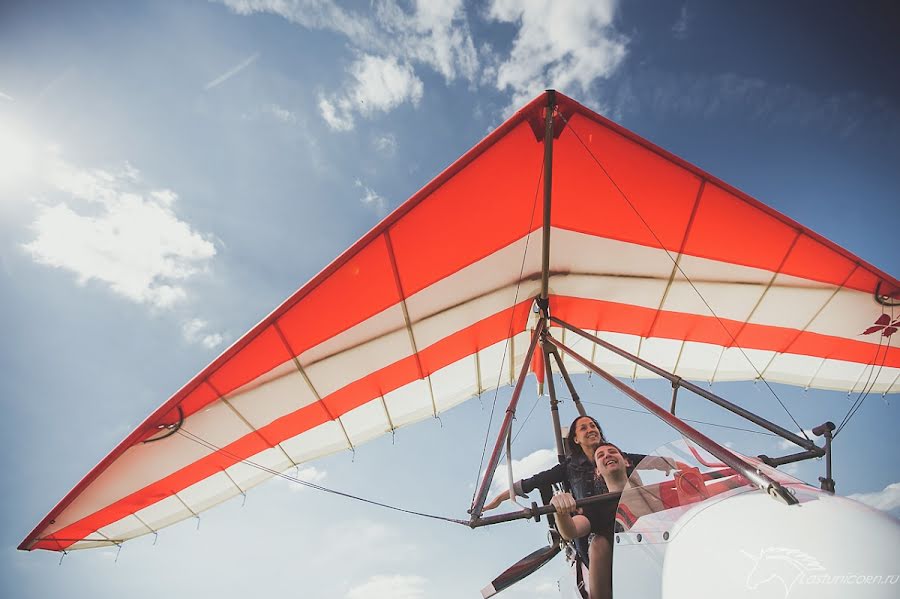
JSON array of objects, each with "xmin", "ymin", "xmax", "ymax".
[
  {"xmin": 481, "ymin": 416, "xmax": 645, "ymax": 568},
  {"xmin": 550, "ymin": 443, "xmax": 670, "ymax": 599}
]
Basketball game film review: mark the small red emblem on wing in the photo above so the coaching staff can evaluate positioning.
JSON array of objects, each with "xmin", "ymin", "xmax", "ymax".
[{"xmin": 862, "ymin": 314, "xmax": 900, "ymax": 338}]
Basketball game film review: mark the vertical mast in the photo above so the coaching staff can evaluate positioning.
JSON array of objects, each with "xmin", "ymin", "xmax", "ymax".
[{"xmin": 539, "ymin": 90, "xmax": 556, "ymax": 305}]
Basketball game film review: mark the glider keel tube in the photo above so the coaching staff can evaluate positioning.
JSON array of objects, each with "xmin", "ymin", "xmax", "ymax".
[{"xmin": 547, "ymin": 335, "xmax": 799, "ymax": 506}]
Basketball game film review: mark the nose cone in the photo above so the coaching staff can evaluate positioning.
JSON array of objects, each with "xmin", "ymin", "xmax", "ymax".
[{"xmin": 661, "ymin": 487, "xmax": 900, "ymax": 598}]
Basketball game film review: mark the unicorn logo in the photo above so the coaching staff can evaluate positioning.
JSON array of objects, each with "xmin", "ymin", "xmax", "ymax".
[{"xmin": 742, "ymin": 547, "xmax": 826, "ymax": 598}]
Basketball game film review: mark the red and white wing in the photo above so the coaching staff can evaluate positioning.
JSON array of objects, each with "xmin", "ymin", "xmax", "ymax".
[{"xmin": 21, "ymin": 92, "xmax": 898, "ymax": 552}]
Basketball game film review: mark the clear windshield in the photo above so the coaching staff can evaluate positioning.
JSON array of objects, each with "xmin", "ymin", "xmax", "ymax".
[{"xmin": 611, "ymin": 438, "xmax": 805, "ymax": 540}]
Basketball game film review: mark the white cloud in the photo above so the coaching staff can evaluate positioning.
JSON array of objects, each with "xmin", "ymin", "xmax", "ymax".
[
  {"xmin": 489, "ymin": 448, "xmax": 557, "ymax": 497},
  {"xmin": 204, "ymin": 52, "xmax": 261, "ymax": 90},
  {"xmin": 266, "ymin": 103, "xmax": 297, "ymax": 123},
  {"xmin": 219, "ymin": 1, "xmax": 476, "ymax": 126},
  {"xmin": 0, "ymin": 91, "xmax": 13, "ymax": 102},
  {"xmin": 672, "ymin": 4, "xmax": 690, "ymax": 40},
  {"xmin": 320, "ymin": 54, "xmax": 424, "ymax": 131},
  {"xmin": 285, "ymin": 465, "xmax": 327, "ymax": 492},
  {"xmin": 21, "ymin": 148, "xmax": 216, "ymax": 309},
  {"xmin": 347, "ymin": 574, "xmax": 427, "ymax": 599},
  {"xmin": 373, "ymin": 133, "xmax": 398, "ymax": 156},
  {"xmin": 181, "ymin": 318, "xmax": 225, "ymax": 349},
  {"xmin": 355, "ymin": 179, "xmax": 387, "ymax": 212},
  {"xmin": 848, "ymin": 482, "xmax": 900, "ymax": 515},
  {"xmin": 487, "ymin": 0, "xmax": 628, "ymax": 109}
]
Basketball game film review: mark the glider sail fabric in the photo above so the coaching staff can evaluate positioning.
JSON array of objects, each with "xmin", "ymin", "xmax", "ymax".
[{"xmin": 21, "ymin": 91, "xmax": 899, "ymax": 552}]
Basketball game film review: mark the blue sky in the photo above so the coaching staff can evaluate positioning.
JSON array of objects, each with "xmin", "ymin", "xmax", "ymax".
[{"xmin": 2, "ymin": 1, "xmax": 899, "ymax": 597}]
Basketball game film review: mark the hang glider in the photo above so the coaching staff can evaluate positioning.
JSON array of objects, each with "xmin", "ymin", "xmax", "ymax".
[{"xmin": 20, "ymin": 90, "xmax": 899, "ymax": 553}]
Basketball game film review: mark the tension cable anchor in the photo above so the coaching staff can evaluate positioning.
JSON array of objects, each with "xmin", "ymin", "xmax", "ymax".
[{"xmin": 142, "ymin": 406, "xmax": 184, "ymax": 443}]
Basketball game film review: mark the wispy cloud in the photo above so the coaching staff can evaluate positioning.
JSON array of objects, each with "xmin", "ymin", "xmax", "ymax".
[
  {"xmin": 373, "ymin": 133, "xmax": 397, "ymax": 156},
  {"xmin": 355, "ymin": 179, "xmax": 387, "ymax": 213},
  {"xmin": 181, "ymin": 318, "xmax": 225, "ymax": 349},
  {"xmin": 347, "ymin": 575, "xmax": 427, "ymax": 599},
  {"xmin": 486, "ymin": 0, "xmax": 628, "ymax": 111},
  {"xmin": 204, "ymin": 52, "xmax": 261, "ymax": 90},
  {"xmin": 319, "ymin": 54, "xmax": 423, "ymax": 131},
  {"xmin": 672, "ymin": 5, "xmax": 690, "ymax": 40},
  {"xmin": 21, "ymin": 146, "xmax": 216, "ymax": 309},
  {"xmin": 0, "ymin": 91, "xmax": 13, "ymax": 102},
  {"xmin": 848, "ymin": 482, "xmax": 900, "ymax": 515}
]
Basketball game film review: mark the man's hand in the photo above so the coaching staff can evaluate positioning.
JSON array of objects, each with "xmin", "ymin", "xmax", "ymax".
[{"xmin": 550, "ymin": 492, "xmax": 577, "ymax": 515}]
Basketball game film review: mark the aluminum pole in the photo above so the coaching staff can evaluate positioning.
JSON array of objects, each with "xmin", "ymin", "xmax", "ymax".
[
  {"xmin": 547, "ymin": 335, "xmax": 798, "ymax": 506},
  {"xmin": 551, "ymin": 316, "xmax": 820, "ymax": 453},
  {"xmin": 470, "ymin": 318, "xmax": 547, "ymax": 519},
  {"xmin": 539, "ymin": 90, "xmax": 556, "ymax": 303}
]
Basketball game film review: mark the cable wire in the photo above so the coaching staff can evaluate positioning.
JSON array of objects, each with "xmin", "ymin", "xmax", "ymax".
[
  {"xmin": 559, "ymin": 113, "xmax": 811, "ymax": 443},
  {"xmin": 176, "ymin": 428, "xmax": 469, "ymax": 526},
  {"xmin": 470, "ymin": 155, "xmax": 545, "ymax": 502}
]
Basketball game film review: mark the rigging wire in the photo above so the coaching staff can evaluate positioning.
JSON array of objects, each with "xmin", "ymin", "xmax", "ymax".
[
  {"xmin": 835, "ymin": 316, "xmax": 894, "ymax": 438},
  {"xmin": 175, "ymin": 428, "xmax": 469, "ymax": 526},
  {"xmin": 558, "ymin": 112, "xmax": 811, "ymax": 443},
  {"xmin": 579, "ymin": 399, "xmax": 779, "ymax": 438},
  {"xmin": 470, "ymin": 155, "xmax": 545, "ymax": 503}
]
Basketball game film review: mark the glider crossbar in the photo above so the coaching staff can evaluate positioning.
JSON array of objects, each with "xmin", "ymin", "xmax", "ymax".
[
  {"xmin": 550, "ymin": 316, "xmax": 822, "ymax": 454},
  {"xmin": 546, "ymin": 335, "xmax": 799, "ymax": 506}
]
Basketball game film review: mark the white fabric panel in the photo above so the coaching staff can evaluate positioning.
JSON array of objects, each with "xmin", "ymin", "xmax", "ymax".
[
  {"xmin": 478, "ymin": 338, "xmax": 515, "ymax": 391},
  {"xmin": 134, "ymin": 494, "xmax": 194, "ymax": 533},
  {"xmin": 762, "ymin": 353, "xmax": 825, "ymax": 389},
  {"xmin": 384, "ymin": 378, "xmax": 435, "ymax": 426},
  {"xmin": 674, "ymin": 342, "xmax": 725, "ymax": 381},
  {"xmin": 280, "ymin": 420, "xmax": 349, "ymax": 463},
  {"xmin": 748, "ymin": 280, "xmax": 836, "ymax": 330},
  {"xmin": 663, "ymin": 278, "xmax": 764, "ymax": 325},
  {"xmin": 714, "ymin": 348, "xmax": 776, "ymax": 381},
  {"xmin": 550, "ymin": 229, "xmax": 675, "ymax": 280},
  {"xmin": 808, "ymin": 359, "xmax": 868, "ymax": 393},
  {"xmin": 406, "ymin": 234, "xmax": 541, "ymax": 328},
  {"xmin": 42, "ymin": 399, "xmax": 252, "ymax": 536},
  {"xmin": 638, "ymin": 337, "xmax": 684, "ymax": 374},
  {"xmin": 430, "ymin": 355, "xmax": 479, "ymax": 413},
  {"xmin": 303, "ymin": 325, "xmax": 412, "ymax": 398},
  {"xmin": 67, "ymin": 539, "xmax": 116, "ymax": 550},
  {"xmin": 225, "ymin": 367, "xmax": 319, "ymax": 430},
  {"xmin": 225, "ymin": 446, "xmax": 292, "ymax": 491},
  {"xmin": 587, "ymin": 332, "xmax": 643, "ymax": 379},
  {"xmin": 510, "ymin": 330, "xmax": 533, "ymax": 383},
  {"xmin": 551, "ymin": 273, "xmax": 668, "ymax": 310},
  {"xmin": 176, "ymin": 471, "xmax": 239, "ymax": 514},
  {"xmin": 97, "ymin": 514, "xmax": 152, "ymax": 542},
  {"xmin": 340, "ymin": 398, "xmax": 392, "ymax": 446},
  {"xmin": 300, "ymin": 304, "xmax": 406, "ymax": 366},
  {"xmin": 803, "ymin": 287, "xmax": 886, "ymax": 343}
]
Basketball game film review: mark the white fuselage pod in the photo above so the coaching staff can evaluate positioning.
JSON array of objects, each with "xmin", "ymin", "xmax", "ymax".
[{"xmin": 611, "ymin": 485, "xmax": 900, "ymax": 599}]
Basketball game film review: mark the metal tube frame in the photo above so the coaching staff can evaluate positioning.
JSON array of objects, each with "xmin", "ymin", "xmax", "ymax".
[
  {"xmin": 547, "ymin": 345, "xmax": 587, "ymax": 417},
  {"xmin": 469, "ymin": 318, "xmax": 547, "ymax": 521},
  {"xmin": 547, "ymin": 334, "xmax": 798, "ymax": 505},
  {"xmin": 543, "ymin": 343, "xmax": 566, "ymax": 465},
  {"xmin": 551, "ymin": 316, "xmax": 823, "ymax": 455}
]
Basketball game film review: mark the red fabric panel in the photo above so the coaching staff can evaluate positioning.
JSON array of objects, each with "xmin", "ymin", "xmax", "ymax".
[
  {"xmin": 207, "ymin": 326, "xmax": 291, "ymax": 400},
  {"xmin": 550, "ymin": 295, "xmax": 900, "ymax": 368},
  {"xmin": 389, "ymin": 121, "xmax": 544, "ymax": 297},
  {"xmin": 683, "ymin": 184, "xmax": 799, "ymax": 273},
  {"xmin": 552, "ymin": 113, "xmax": 701, "ymax": 250},
  {"xmin": 37, "ymin": 300, "xmax": 534, "ymax": 551},
  {"xmin": 277, "ymin": 234, "xmax": 401, "ymax": 358},
  {"xmin": 780, "ymin": 234, "xmax": 856, "ymax": 288}
]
